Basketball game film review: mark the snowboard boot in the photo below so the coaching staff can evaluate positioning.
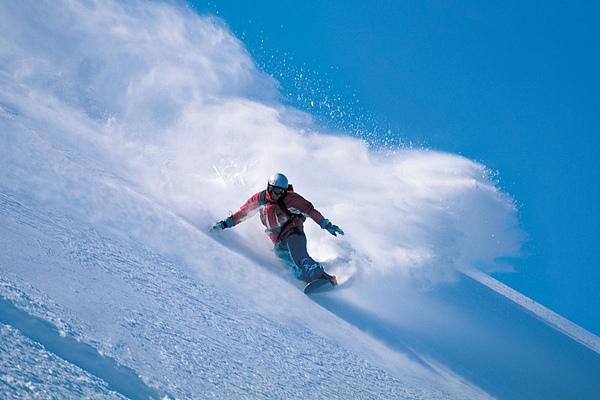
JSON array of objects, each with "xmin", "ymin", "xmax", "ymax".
[{"xmin": 322, "ymin": 271, "xmax": 338, "ymax": 286}]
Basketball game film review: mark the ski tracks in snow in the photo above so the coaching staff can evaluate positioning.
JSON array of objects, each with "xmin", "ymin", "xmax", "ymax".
[{"xmin": 0, "ymin": 189, "xmax": 465, "ymax": 399}]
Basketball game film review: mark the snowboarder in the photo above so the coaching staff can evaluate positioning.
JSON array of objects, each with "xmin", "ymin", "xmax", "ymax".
[{"xmin": 212, "ymin": 173, "xmax": 344, "ymax": 286}]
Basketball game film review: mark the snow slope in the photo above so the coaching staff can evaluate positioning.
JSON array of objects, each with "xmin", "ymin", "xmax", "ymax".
[
  {"xmin": 1, "ymin": 189, "xmax": 474, "ymax": 399},
  {"xmin": 1, "ymin": 1, "xmax": 600, "ymax": 399}
]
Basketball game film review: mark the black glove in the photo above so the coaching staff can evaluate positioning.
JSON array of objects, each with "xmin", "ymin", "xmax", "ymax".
[{"xmin": 212, "ymin": 217, "xmax": 234, "ymax": 231}]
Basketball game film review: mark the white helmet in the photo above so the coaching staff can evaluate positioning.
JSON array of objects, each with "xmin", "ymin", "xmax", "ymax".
[{"xmin": 268, "ymin": 173, "xmax": 288, "ymax": 189}]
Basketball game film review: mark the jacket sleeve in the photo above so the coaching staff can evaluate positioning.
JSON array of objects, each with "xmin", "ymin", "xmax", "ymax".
[
  {"xmin": 285, "ymin": 193, "xmax": 326, "ymax": 226},
  {"xmin": 230, "ymin": 191, "xmax": 262, "ymax": 226}
]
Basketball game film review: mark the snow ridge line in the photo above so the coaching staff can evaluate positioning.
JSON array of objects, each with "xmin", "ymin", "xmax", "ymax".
[
  {"xmin": 464, "ymin": 269, "xmax": 600, "ymax": 355},
  {"xmin": 0, "ymin": 297, "xmax": 163, "ymax": 400}
]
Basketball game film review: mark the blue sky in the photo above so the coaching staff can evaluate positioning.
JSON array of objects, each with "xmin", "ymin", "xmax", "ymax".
[{"xmin": 192, "ymin": 1, "xmax": 600, "ymax": 335}]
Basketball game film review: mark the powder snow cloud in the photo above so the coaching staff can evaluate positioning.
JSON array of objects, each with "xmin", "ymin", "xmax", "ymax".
[{"xmin": 0, "ymin": 0, "xmax": 524, "ymax": 290}]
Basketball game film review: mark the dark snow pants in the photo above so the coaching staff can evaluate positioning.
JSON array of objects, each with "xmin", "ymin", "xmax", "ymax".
[{"xmin": 274, "ymin": 228, "xmax": 324, "ymax": 282}]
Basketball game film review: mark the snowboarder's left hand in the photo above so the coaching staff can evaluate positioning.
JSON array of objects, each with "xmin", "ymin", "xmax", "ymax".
[{"xmin": 321, "ymin": 219, "xmax": 344, "ymax": 236}]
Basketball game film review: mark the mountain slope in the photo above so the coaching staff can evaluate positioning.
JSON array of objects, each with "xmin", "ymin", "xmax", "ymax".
[
  {"xmin": 0, "ymin": 188, "xmax": 485, "ymax": 399},
  {"xmin": 2, "ymin": 1, "xmax": 600, "ymax": 399}
]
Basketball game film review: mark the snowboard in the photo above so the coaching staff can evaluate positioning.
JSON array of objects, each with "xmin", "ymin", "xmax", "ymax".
[{"xmin": 303, "ymin": 278, "xmax": 335, "ymax": 294}]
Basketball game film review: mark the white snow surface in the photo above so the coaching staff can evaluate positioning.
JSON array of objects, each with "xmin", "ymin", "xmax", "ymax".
[
  {"xmin": 0, "ymin": 191, "xmax": 471, "ymax": 399},
  {"xmin": 0, "ymin": 323, "xmax": 125, "ymax": 399},
  {"xmin": 1, "ymin": 1, "xmax": 600, "ymax": 399}
]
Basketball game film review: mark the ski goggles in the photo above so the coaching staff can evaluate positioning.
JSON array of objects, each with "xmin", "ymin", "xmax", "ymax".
[{"xmin": 268, "ymin": 186, "xmax": 286, "ymax": 195}]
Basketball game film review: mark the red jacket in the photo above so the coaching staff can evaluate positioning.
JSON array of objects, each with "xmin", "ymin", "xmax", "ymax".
[{"xmin": 230, "ymin": 187, "xmax": 326, "ymax": 243}]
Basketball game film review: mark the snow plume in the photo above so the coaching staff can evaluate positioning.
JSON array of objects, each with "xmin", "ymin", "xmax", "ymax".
[
  {"xmin": 7, "ymin": 3, "xmax": 600, "ymax": 398},
  {"xmin": 0, "ymin": 0, "xmax": 523, "ymax": 288}
]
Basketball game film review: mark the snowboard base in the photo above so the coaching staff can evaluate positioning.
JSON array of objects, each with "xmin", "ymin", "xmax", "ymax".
[{"xmin": 303, "ymin": 278, "xmax": 334, "ymax": 294}]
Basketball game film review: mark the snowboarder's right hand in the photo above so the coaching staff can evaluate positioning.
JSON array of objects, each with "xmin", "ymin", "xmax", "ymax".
[{"xmin": 212, "ymin": 217, "xmax": 234, "ymax": 231}]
